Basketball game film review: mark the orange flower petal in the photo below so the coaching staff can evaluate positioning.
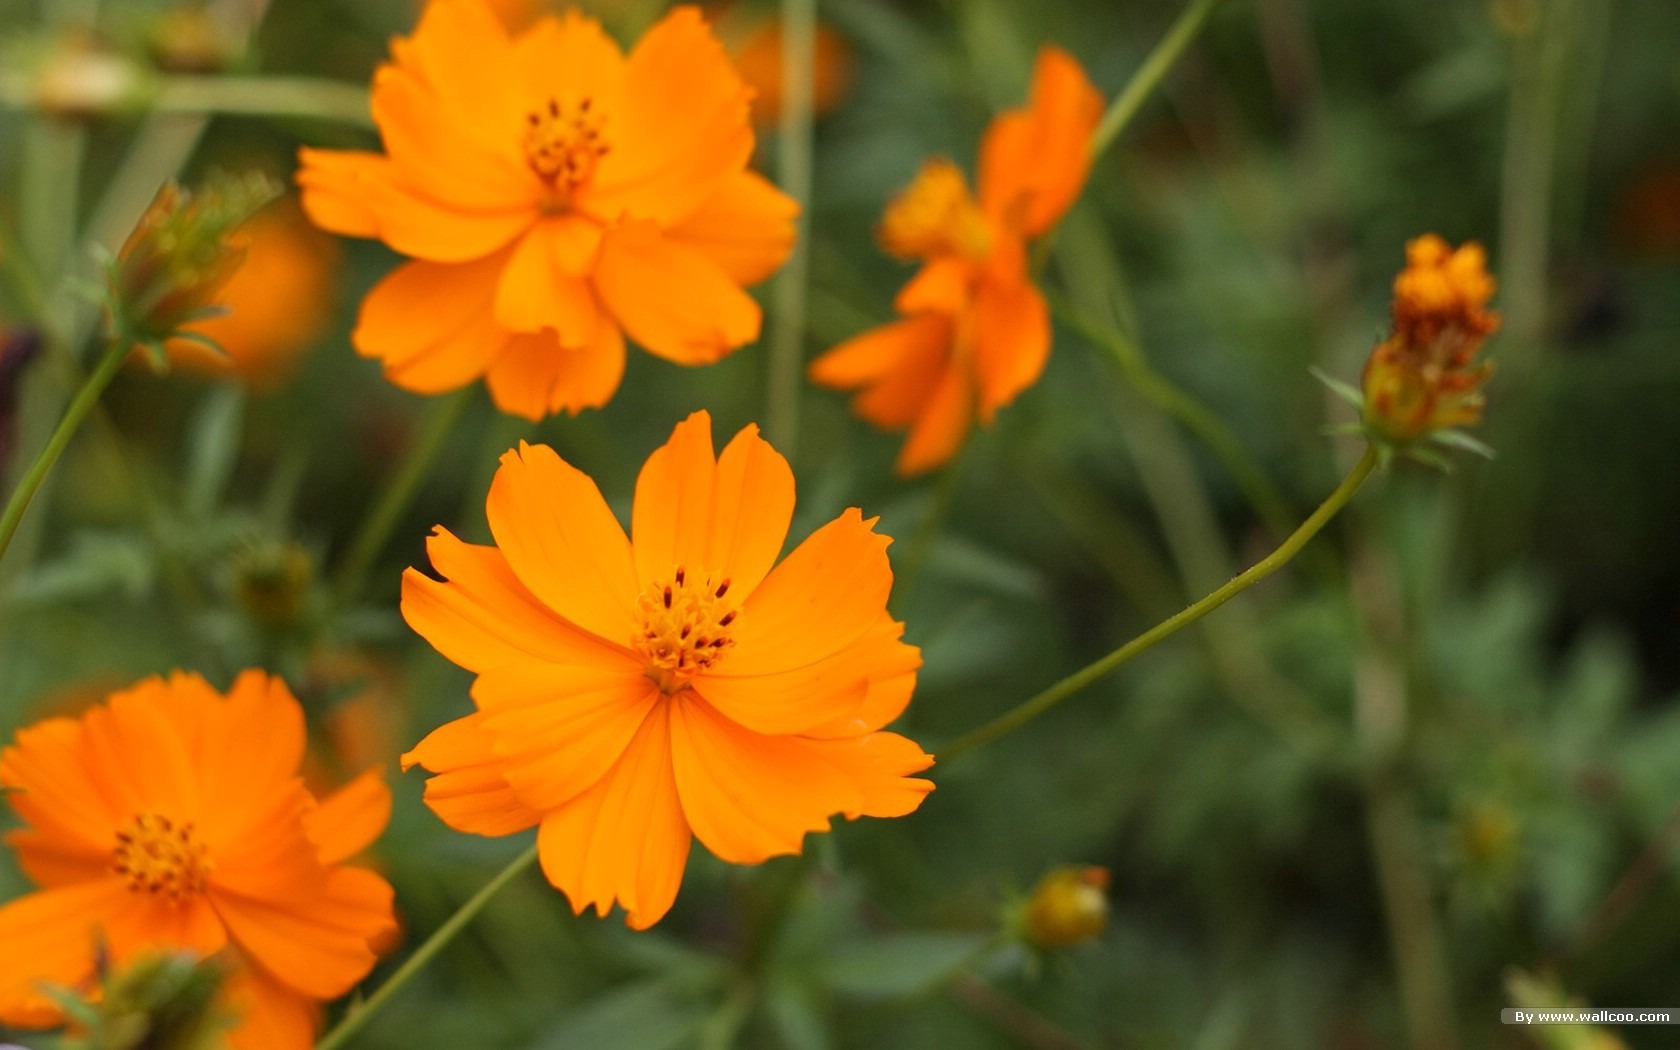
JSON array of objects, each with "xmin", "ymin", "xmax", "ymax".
[
  {"xmin": 788, "ymin": 617, "xmax": 922, "ymax": 738},
  {"xmin": 372, "ymin": 65, "xmax": 533, "ymax": 211},
  {"xmin": 486, "ymin": 442, "xmax": 641, "ymax": 645},
  {"xmin": 354, "ymin": 254, "xmax": 510, "ymax": 393},
  {"xmin": 585, "ymin": 7, "xmax": 752, "ymax": 227},
  {"xmin": 895, "ymin": 358, "xmax": 972, "ymax": 476},
  {"xmin": 669, "ymin": 695, "xmax": 862, "ymax": 864},
  {"xmin": 536, "ymin": 701, "xmax": 691, "ymax": 929},
  {"xmin": 493, "ymin": 221, "xmax": 599, "ymax": 340},
  {"xmin": 802, "ymin": 731, "xmax": 935, "ymax": 818},
  {"xmin": 594, "ymin": 220, "xmax": 761, "ymax": 364},
  {"xmin": 631, "ymin": 413, "xmax": 794, "ymax": 597},
  {"xmin": 305, "ymin": 769, "xmax": 391, "ymax": 866},
  {"xmin": 971, "ymin": 273, "xmax": 1050, "ymax": 422},
  {"xmin": 483, "ymin": 322, "xmax": 627, "ymax": 420},
  {"xmin": 0, "ymin": 880, "xmax": 128, "ymax": 1027},
  {"xmin": 510, "ymin": 9, "xmax": 627, "ymax": 121},
  {"xmin": 296, "ymin": 148, "xmax": 532, "ymax": 263},
  {"xmin": 405, "ymin": 527, "xmax": 631, "ymax": 674},
  {"xmin": 214, "ymin": 867, "xmax": 393, "ymax": 1000},
  {"xmin": 666, "ymin": 170, "xmax": 798, "ymax": 285},
  {"xmin": 0, "ymin": 717, "xmax": 116, "ymax": 873},
  {"xmin": 102, "ymin": 893, "xmax": 228, "ymax": 962},
  {"xmin": 395, "ymin": 0, "xmax": 520, "ymax": 116},
  {"xmin": 978, "ymin": 46, "xmax": 1102, "ymax": 238},
  {"xmin": 401, "ymin": 714, "xmax": 542, "ymax": 837},
  {"xmin": 894, "ymin": 257, "xmax": 972, "ymax": 316},
  {"xmin": 809, "ymin": 314, "xmax": 951, "ymax": 430},
  {"xmin": 480, "ymin": 676, "xmax": 660, "ymax": 811},
  {"xmin": 724, "ymin": 508, "xmax": 893, "ymax": 676},
  {"xmin": 224, "ymin": 964, "xmax": 320, "ymax": 1050}
]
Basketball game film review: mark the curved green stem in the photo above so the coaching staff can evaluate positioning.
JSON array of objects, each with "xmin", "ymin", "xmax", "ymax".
[
  {"xmin": 152, "ymin": 76, "xmax": 374, "ymax": 128},
  {"xmin": 314, "ymin": 844, "xmax": 539, "ymax": 1050},
  {"xmin": 0, "ymin": 337, "xmax": 129, "ymax": 565},
  {"xmin": 330, "ymin": 388, "xmax": 472, "ymax": 608},
  {"xmin": 938, "ymin": 443, "xmax": 1377, "ymax": 762},
  {"xmin": 1089, "ymin": 0, "xmax": 1229, "ymax": 159},
  {"xmin": 1047, "ymin": 292, "xmax": 1296, "ymax": 540}
]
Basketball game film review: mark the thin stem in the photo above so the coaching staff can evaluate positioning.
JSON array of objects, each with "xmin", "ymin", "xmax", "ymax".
[
  {"xmin": 939, "ymin": 443, "xmax": 1377, "ymax": 763},
  {"xmin": 330, "ymin": 389, "xmax": 472, "ymax": 608},
  {"xmin": 764, "ymin": 0, "xmax": 816, "ymax": 456},
  {"xmin": 1089, "ymin": 0, "xmax": 1228, "ymax": 159},
  {"xmin": 313, "ymin": 844, "xmax": 539, "ymax": 1050},
  {"xmin": 1048, "ymin": 292, "xmax": 1296, "ymax": 540},
  {"xmin": 0, "ymin": 337, "xmax": 129, "ymax": 564},
  {"xmin": 152, "ymin": 75, "xmax": 375, "ymax": 128}
]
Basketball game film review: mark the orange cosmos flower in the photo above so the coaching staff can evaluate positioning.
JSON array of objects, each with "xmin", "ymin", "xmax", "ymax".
[
  {"xmin": 297, "ymin": 1, "xmax": 798, "ymax": 421},
  {"xmin": 0, "ymin": 670, "xmax": 396, "ymax": 1050},
  {"xmin": 808, "ymin": 47, "xmax": 1102, "ymax": 476},
  {"xmin": 401, "ymin": 410, "xmax": 933, "ymax": 929},
  {"xmin": 165, "ymin": 199, "xmax": 340, "ymax": 389},
  {"xmin": 1360, "ymin": 234, "xmax": 1500, "ymax": 444}
]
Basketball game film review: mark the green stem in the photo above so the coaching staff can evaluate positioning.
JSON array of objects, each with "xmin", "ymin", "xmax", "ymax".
[
  {"xmin": 1089, "ymin": 0, "xmax": 1228, "ymax": 159},
  {"xmin": 891, "ymin": 441, "xmax": 967, "ymax": 611},
  {"xmin": 764, "ymin": 0, "xmax": 816, "ymax": 456},
  {"xmin": 151, "ymin": 75, "xmax": 374, "ymax": 128},
  {"xmin": 313, "ymin": 844, "xmax": 539, "ymax": 1050},
  {"xmin": 330, "ymin": 388, "xmax": 472, "ymax": 608},
  {"xmin": 0, "ymin": 337, "xmax": 129, "ymax": 565},
  {"xmin": 1047, "ymin": 292, "xmax": 1296, "ymax": 540},
  {"xmin": 939, "ymin": 443, "xmax": 1377, "ymax": 762}
]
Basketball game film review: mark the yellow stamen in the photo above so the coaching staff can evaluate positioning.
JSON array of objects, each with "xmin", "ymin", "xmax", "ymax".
[
  {"xmin": 111, "ymin": 813, "xmax": 212, "ymax": 904},
  {"xmin": 634, "ymin": 566, "xmax": 738, "ymax": 693},
  {"xmin": 877, "ymin": 158, "xmax": 993, "ymax": 261},
  {"xmin": 522, "ymin": 95, "xmax": 610, "ymax": 198}
]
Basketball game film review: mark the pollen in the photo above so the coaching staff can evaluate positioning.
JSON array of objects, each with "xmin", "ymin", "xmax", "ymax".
[
  {"xmin": 522, "ymin": 96, "xmax": 610, "ymax": 195},
  {"xmin": 634, "ymin": 566, "xmax": 738, "ymax": 692},
  {"xmin": 111, "ymin": 812, "xmax": 212, "ymax": 904},
  {"xmin": 878, "ymin": 158, "xmax": 993, "ymax": 261}
]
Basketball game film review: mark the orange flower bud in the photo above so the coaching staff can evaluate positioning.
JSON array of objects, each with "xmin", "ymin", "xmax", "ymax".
[
  {"xmin": 1022, "ymin": 865, "xmax": 1110, "ymax": 949},
  {"xmin": 1360, "ymin": 235, "xmax": 1500, "ymax": 446},
  {"xmin": 109, "ymin": 173, "xmax": 276, "ymax": 355}
]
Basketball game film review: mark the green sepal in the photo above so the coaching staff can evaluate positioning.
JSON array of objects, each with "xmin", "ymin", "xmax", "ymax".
[{"xmin": 1309, "ymin": 366, "xmax": 1365, "ymax": 410}]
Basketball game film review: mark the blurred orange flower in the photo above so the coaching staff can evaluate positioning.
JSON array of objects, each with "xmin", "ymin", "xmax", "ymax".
[
  {"xmin": 0, "ymin": 670, "xmax": 396, "ymax": 1050},
  {"xmin": 402, "ymin": 411, "xmax": 933, "ymax": 928},
  {"xmin": 809, "ymin": 48, "xmax": 1101, "ymax": 475},
  {"xmin": 1361, "ymin": 234, "xmax": 1499, "ymax": 444},
  {"xmin": 166, "ymin": 200, "xmax": 340, "ymax": 389},
  {"xmin": 713, "ymin": 6, "xmax": 853, "ymax": 127},
  {"xmin": 298, "ymin": 1, "xmax": 797, "ymax": 420}
]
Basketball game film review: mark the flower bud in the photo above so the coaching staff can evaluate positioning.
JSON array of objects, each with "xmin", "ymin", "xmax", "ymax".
[
  {"xmin": 1359, "ymin": 234, "xmax": 1500, "ymax": 448},
  {"xmin": 147, "ymin": 4, "xmax": 241, "ymax": 74},
  {"xmin": 1021, "ymin": 865, "xmax": 1109, "ymax": 949},
  {"xmin": 109, "ymin": 172, "xmax": 278, "ymax": 359},
  {"xmin": 59, "ymin": 950, "xmax": 232, "ymax": 1050},
  {"xmin": 232, "ymin": 538, "xmax": 315, "ymax": 630}
]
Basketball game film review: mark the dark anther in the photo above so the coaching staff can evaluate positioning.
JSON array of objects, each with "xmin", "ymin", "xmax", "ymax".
[{"xmin": 715, "ymin": 580, "xmax": 730, "ymax": 598}]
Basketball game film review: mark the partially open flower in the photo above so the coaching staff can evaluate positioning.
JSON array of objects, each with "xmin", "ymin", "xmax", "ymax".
[
  {"xmin": 58, "ymin": 950, "xmax": 233, "ymax": 1050},
  {"xmin": 1020, "ymin": 865, "xmax": 1109, "ymax": 949},
  {"xmin": 1360, "ymin": 235, "xmax": 1500, "ymax": 447},
  {"xmin": 110, "ymin": 174, "xmax": 278, "ymax": 359},
  {"xmin": 809, "ymin": 48, "xmax": 1102, "ymax": 476}
]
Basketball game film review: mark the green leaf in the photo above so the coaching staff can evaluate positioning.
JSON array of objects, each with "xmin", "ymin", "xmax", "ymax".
[
  {"xmin": 814, "ymin": 932, "xmax": 991, "ymax": 1000},
  {"xmin": 526, "ymin": 979, "xmax": 712, "ymax": 1050},
  {"xmin": 1308, "ymin": 366, "xmax": 1365, "ymax": 410},
  {"xmin": 184, "ymin": 385, "xmax": 246, "ymax": 519}
]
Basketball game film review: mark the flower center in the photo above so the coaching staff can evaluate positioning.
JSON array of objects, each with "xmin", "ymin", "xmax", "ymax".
[
  {"xmin": 878, "ymin": 158, "xmax": 993, "ymax": 261},
  {"xmin": 633, "ymin": 566, "xmax": 738, "ymax": 693},
  {"xmin": 522, "ymin": 96, "xmax": 610, "ymax": 201},
  {"xmin": 111, "ymin": 813, "xmax": 212, "ymax": 903}
]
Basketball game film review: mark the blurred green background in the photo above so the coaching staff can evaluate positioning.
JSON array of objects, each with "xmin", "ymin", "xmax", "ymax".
[{"xmin": 2, "ymin": 0, "xmax": 1679, "ymax": 1046}]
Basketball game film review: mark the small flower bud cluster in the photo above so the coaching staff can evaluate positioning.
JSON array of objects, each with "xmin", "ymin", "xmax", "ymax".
[
  {"xmin": 108, "ymin": 172, "xmax": 277, "ymax": 362},
  {"xmin": 1360, "ymin": 235, "xmax": 1500, "ymax": 448}
]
